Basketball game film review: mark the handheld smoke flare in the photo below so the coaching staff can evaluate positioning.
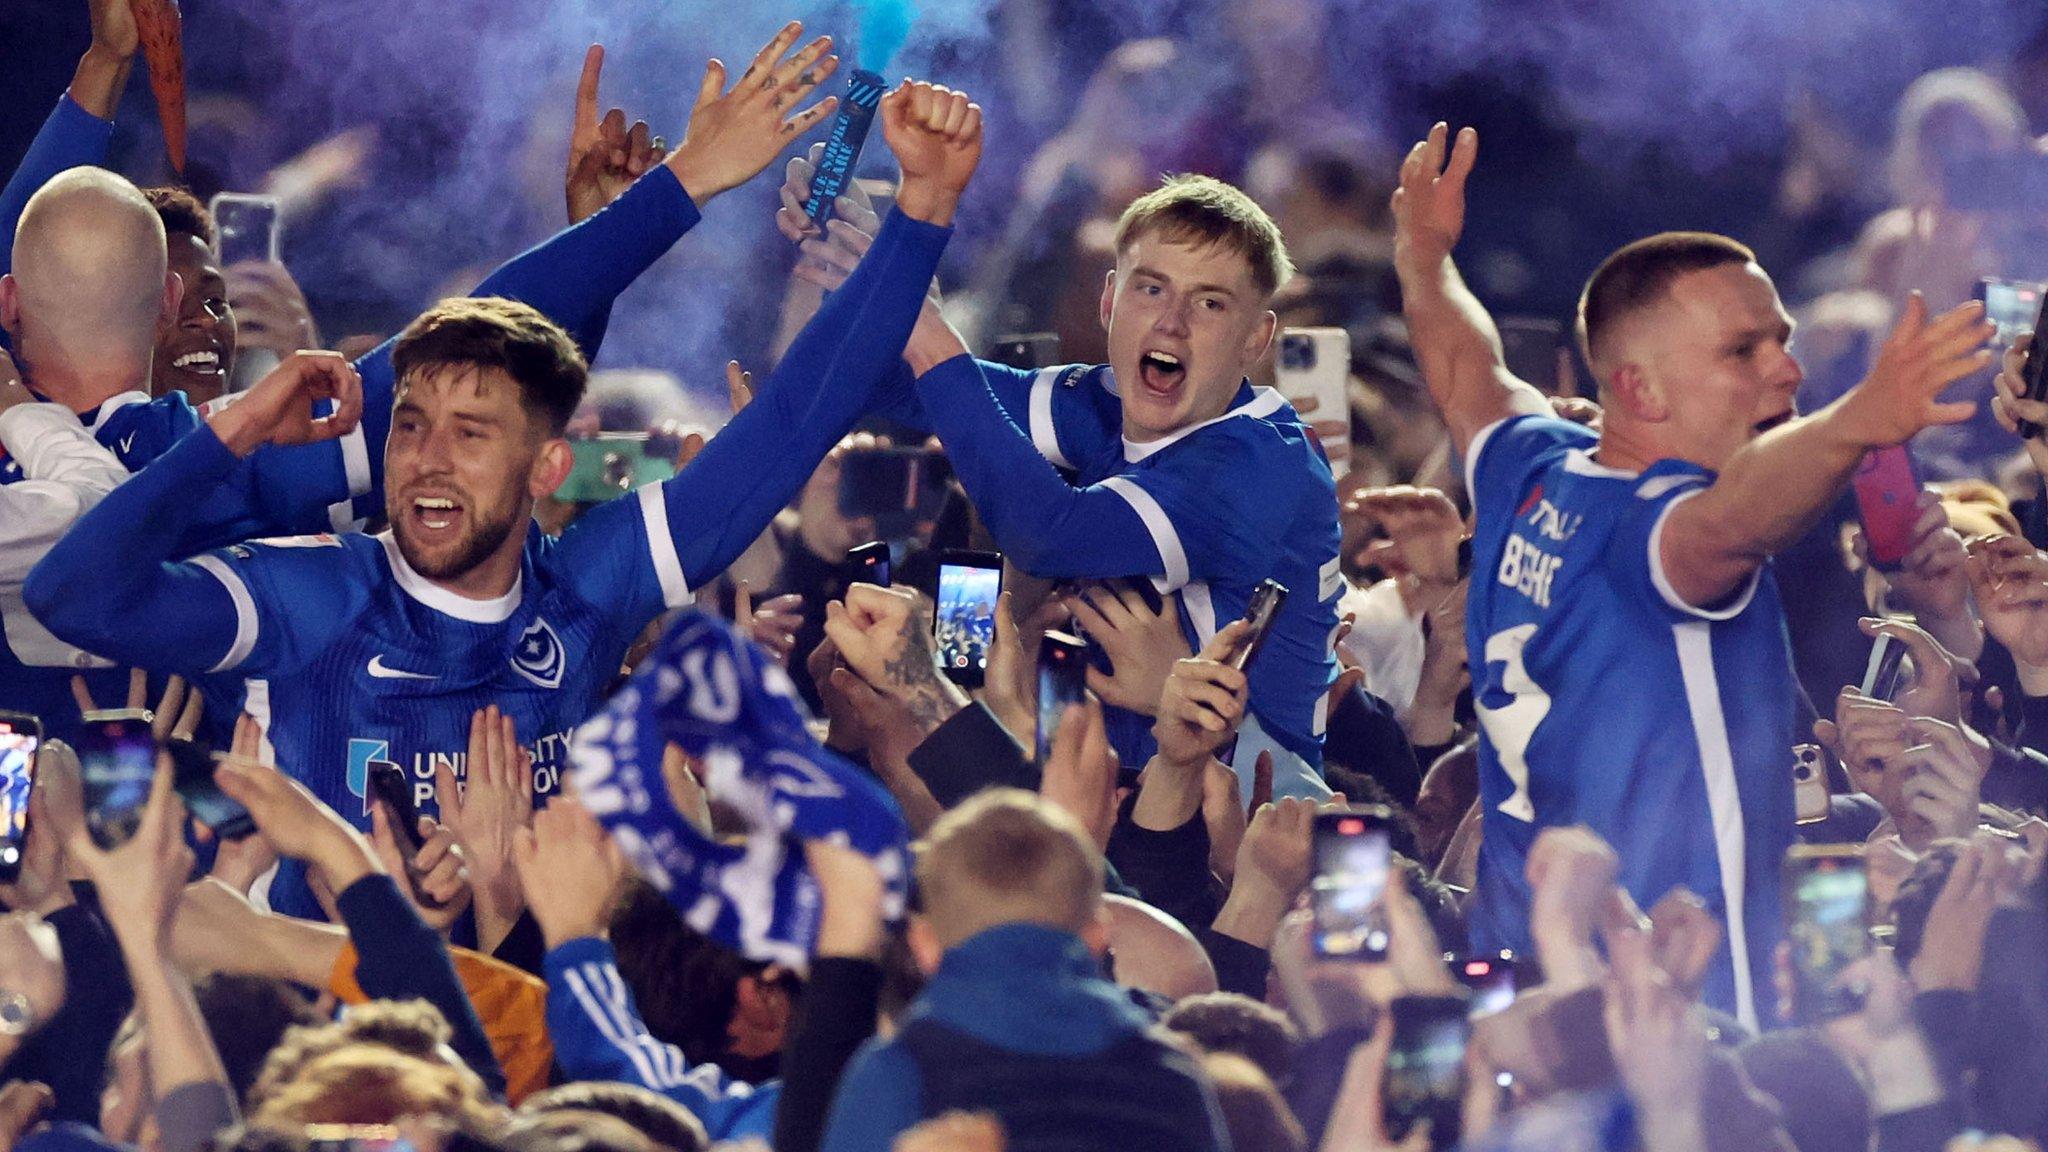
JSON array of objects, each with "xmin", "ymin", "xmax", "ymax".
[{"xmin": 804, "ymin": 70, "xmax": 886, "ymax": 229}]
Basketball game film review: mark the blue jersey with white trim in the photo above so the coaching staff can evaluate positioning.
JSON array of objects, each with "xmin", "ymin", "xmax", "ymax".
[
  {"xmin": 192, "ymin": 487, "xmax": 689, "ymax": 917},
  {"xmin": 980, "ymin": 360, "xmax": 1342, "ymax": 769},
  {"xmin": 0, "ymin": 390, "xmax": 359, "ymax": 740},
  {"xmin": 1463, "ymin": 414, "xmax": 1794, "ymax": 1028}
]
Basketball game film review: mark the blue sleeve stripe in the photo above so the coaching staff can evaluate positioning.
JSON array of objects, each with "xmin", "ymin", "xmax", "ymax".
[
  {"xmin": 188, "ymin": 554, "xmax": 258, "ymax": 671},
  {"xmin": 1027, "ymin": 367, "xmax": 1072, "ymax": 469},
  {"xmin": 1100, "ymin": 476, "xmax": 1188, "ymax": 590},
  {"xmin": 635, "ymin": 483, "xmax": 693, "ymax": 608}
]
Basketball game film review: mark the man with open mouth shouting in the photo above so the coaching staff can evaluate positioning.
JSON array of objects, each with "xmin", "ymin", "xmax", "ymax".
[
  {"xmin": 1393, "ymin": 123, "xmax": 1995, "ymax": 1031},
  {"xmin": 26, "ymin": 46, "xmax": 983, "ymax": 921},
  {"xmin": 892, "ymin": 172, "xmax": 1343, "ymax": 805}
]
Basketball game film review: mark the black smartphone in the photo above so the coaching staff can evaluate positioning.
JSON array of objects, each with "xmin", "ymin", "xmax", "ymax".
[
  {"xmin": 79, "ymin": 716, "xmax": 158, "ymax": 849},
  {"xmin": 366, "ymin": 762, "xmax": 427, "ymax": 856},
  {"xmin": 936, "ymin": 550, "xmax": 1004, "ymax": 689},
  {"xmin": 1384, "ymin": 995, "xmax": 1472, "ymax": 1148},
  {"xmin": 166, "ymin": 737, "xmax": 255, "ymax": 841},
  {"xmin": 2018, "ymin": 280, "xmax": 2048, "ymax": 441},
  {"xmin": 1035, "ymin": 630, "xmax": 1090, "ymax": 765},
  {"xmin": 1229, "ymin": 579, "xmax": 1288, "ymax": 672},
  {"xmin": 1784, "ymin": 845, "xmax": 1870, "ymax": 1023},
  {"xmin": 838, "ymin": 447, "xmax": 950, "ymax": 540},
  {"xmin": 1859, "ymin": 631, "xmax": 1906, "ymax": 701},
  {"xmin": 986, "ymin": 332, "xmax": 1061, "ymax": 371},
  {"xmin": 1449, "ymin": 950, "xmax": 1516, "ymax": 1018},
  {"xmin": 1310, "ymin": 806, "xmax": 1393, "ymax": 959},
  {"xmin": 847, "ymin": 539, "xmax": 892, "ymax": 587},
  {"xmin": 0, "ymin": 712, "xmax": 41, "ymax": 881}
]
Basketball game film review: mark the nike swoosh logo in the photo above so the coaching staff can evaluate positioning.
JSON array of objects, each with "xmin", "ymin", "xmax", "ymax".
[
  {"xmin": 367, "ymin": 655, "xmax": 435, "ymax": 680},
  {"xmin": 118, "ymin": 433, "xmax": 136, "ymax": 455}
]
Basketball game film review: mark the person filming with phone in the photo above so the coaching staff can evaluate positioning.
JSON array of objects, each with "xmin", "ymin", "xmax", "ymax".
[
  {"xmin": 1393, "ymin": 122, "xmax": 1996, "ymax": 1029},
  {"xmin": 789, "ymin": 170, "xmax": 1344, "ymax": 804}
]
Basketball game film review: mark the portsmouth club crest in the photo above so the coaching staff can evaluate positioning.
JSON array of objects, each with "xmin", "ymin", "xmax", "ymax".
[{"xmin": 513, "ymin": 617, "xmax": 565, "ymax": 689}]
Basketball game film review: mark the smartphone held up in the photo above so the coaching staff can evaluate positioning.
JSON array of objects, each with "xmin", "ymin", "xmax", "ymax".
[
  {"xmin": 0, "ymin": 712, "xmax": 41, "ymax": 880},
  {"xmin": 1310, "ymin": 806, "xmax": 1393, "ymax": 960},
  {"xmin": 935, "ymin": 550, "xmax": 1003, "ymax": 688}
]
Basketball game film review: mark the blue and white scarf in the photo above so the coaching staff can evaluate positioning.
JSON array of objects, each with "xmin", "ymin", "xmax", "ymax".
[{"xmin": 570, "ymin": 610, "xmax": 909, "ymax": 968}]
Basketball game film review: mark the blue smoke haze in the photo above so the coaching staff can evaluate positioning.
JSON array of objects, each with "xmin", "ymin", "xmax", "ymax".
[{"xmin": 3, "ymin": 0, "xmax": 2045, "ymax": 392}]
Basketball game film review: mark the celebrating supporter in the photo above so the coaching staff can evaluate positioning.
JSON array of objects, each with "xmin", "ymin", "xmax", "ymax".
[
  {"xmin": 1394, "ymin": 120, "xmax": 1995, "ymax": 1027},
  {"xmin": 0, "ymin": 20, "xmax": 798, "ymax": 743},
  {"xmin": 777, "ymin": 161, "xmax": 1343, "ymax": 805},
  {"xmin": 24, "ymin": 68, "xmax": 978, "ymax": 917},
  {"xmin": 8, "ymin": 5, "xmax": 2048, "ymax": 1151}
]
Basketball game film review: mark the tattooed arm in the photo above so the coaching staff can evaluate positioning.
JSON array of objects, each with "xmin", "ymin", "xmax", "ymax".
[{"xmin": 822, "ymin": 583, "xmax": 970, "ymax": 734}]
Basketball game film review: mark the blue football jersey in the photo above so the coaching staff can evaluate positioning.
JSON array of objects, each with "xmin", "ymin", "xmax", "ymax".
[
  {"xmin": 0, "ymin": 390, "xmax": 367, "ymax": 740},
  {"xmin": 984, "ymin": 360, "xmax": 1343, "ymax": 781},
  {"xmin": 189, "ymin": 486, "xmax": 690, "ymax": 917},
  {"xmin": 1464, "ymin": 414, "xmax": 1795, "ymax": 1029}
]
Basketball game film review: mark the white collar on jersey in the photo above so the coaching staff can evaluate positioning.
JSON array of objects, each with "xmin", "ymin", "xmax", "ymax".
[
  {"xmin": 1561, "ymin": 448, "xmax": 1638, "ymax": 480},
  {"xmin": 84, "ymin": 391, "xmax": 152, "ymax": 434},
  {"xmin": 1120, "ymin": 385, "xmax": 1290, "ymax": 463},
  {"xmin": 376, "ymin": 531, "xmax": 523, "ymax": 623}
]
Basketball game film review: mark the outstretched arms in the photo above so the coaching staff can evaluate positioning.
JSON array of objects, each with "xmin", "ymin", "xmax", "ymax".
[{"xmin": 1391, "ymin": 124, "xmax": 1550, "ymax": 457}]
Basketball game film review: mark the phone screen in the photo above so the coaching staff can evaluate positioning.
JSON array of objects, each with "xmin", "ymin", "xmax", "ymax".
[
  {"xmin": 1977, "ymin": 277, "xmax": 2046, "ymax": 344},
  {"xmin": 1451, "ymin": 952, "xmax": 1516, "ymax": 1018},
  {"xmin": 1385, "ymin": 996, "xmax": 1471, "ymax": 1148},
  {"xmin": 936, "ymin": 552, "xmax": 1003, "ymax": 688},
  {"xmin": 80, "ymin": 718, "xmax": 158, "ymax": 849},
  {"xmin": 1230, "ymin": 579, "xmax": 1289, "ymax": 672},
  {"xmin": 167, "ymin": 739, "xmax": 255, "ymax": 840},
  {"xmin": 0, "ymin": 713, "xmax": 40, "ymax": 878},
  {"xmin": 1859, "ymin": 633, "xmax": 1906, "ymax": 700},
  {"xmin": 210, "ymin": 193, "xmax": 281, "ymax": 267},
  {"xmin": 1786, "ymin": 849, "xmax": 1869, "ymax": 1021},
  {"xmin": 1035, "ymin": 630, "xmax": 1089, "ymax": 764},
  {"xmin": 1310, "ymin": 808, "xmax": 1392, "ymax": 959}
]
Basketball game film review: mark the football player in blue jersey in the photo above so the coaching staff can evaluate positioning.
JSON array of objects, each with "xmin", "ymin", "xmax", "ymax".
[
  {"xmin": 778, "ymin": 170, "xmax": 1342, "ymax": 804},
  {"xmin": 27, "ymin": 69, "xmax": 988, "ymax": 918},
  {"xmin": 0, "ymin": 25, "xmax": 816, "ymax": 740},
  {"xmin": 1392, "ymin": 122, "xmax": 1996, "ymax": 1027}
]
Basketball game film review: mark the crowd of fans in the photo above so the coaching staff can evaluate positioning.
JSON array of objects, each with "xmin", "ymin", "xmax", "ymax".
[{"xmin": 1, "ymin": 2, "xmax": 2048, "ymax": 1152}]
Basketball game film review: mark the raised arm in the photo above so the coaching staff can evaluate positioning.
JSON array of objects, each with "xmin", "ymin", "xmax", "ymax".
[
  {"xmin": 24, "ymin": 353, "xmax": 362, "ymax": 672},
  {"xmin": 337, "ymin": 34, "xmax": 806, "ymax": 513},
  {"xmin": 1658, "ymin": 295, "xmax": 1992, "ymax": 607},
  {"xmin": 903, "ymin": 332, "xmax": 1171, "ymax": 580},
  {"xmin": 0, "ymin": 0, "xmax": 134, "ymax": 308},
  {"xmin": 518, "ymin": 796, "xmax": 777, "ymax": 1138},
  {"xmin": 565, "ymin": 79, "xmax": 973, "ymax": 601},
  {"xmin": 1390, "ymin": 124, "xmax": 1549, "ymax": 456}
]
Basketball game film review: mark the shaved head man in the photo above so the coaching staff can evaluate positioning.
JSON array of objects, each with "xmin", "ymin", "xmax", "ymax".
[{"xmin": 0, "ymin": 166, "xmax": 179, "ymax": 410}]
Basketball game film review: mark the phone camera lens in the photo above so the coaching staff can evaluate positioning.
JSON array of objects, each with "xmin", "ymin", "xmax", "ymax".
[{"xmin": 601, "ymin": 451, "xmax": 633, "ymax": 494}]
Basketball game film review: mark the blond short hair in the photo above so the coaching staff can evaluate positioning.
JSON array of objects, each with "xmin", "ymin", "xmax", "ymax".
[
  {"xmin": 917, "ymin": 789, "xmax": 1105, "ymax": 946},
  {"xmin": 249, "ymin": 1047, "xmax": 498, "ymax": 1129},
  {"xmin": 1112, "ymin": 174, "xmax": 1293, "ymax": 299}
]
